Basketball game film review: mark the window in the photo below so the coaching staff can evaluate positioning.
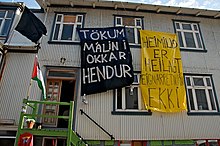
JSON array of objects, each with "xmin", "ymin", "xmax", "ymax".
[
  {"xmin": 185, "ymin": 75, "xmax": 218, "ymax": 113},
  {"xmin": 115, "ymin": 16, "xmax": 142, "ymax": 45},
  {"xmin": 119, "ymin": 141, "xmax": 131, "ymax": 146},
  {"xmin": 0, "ymin": 10, "xmax": 14, "ymax": 37},
  {"xmin": 51, "ymin": 13, "xmax": 84, "ymax": 42},
  {"xmin": 42, "ymin": 137, "xmax": 67, "ymax": 146},
  {"xmin": 0, "ymin": 130, "xmax": 16, "ymax": 146},
  {"xmin": 174, "ymin": 21, "xmax": 204, "ymax": 50},
  {"xmin": 197, "ymin": 140, "xmax": 220, "ymax": 146},
  {"xmin": 118, "ymin": 141, "xmax": 146, "ymax": 146},
  {"xmin": 115, "ymin": 73, "xmax": 147, "ymax": 112}
]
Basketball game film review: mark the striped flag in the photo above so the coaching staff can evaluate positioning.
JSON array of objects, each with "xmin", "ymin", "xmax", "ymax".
[{"xmin": 32, "ymin": 56, "xmax": 46, "ymax": 99}]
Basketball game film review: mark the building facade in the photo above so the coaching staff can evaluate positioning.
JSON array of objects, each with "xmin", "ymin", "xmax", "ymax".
[{"xmin": 0, "ymin": 0, "xmax": 220, "ymax": 146}]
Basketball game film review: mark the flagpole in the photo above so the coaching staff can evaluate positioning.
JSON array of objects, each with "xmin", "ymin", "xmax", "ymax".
[
  {"xmin": 22, "ymin": 71, "xmax": 33, "ymax": 114},
  {"xmin": 26, "ymin": 79, "xmax": 33, "ymax": 100},
  {"xmin": 26, "ymin": 55, "xmax": 36, "ymax": 101}
]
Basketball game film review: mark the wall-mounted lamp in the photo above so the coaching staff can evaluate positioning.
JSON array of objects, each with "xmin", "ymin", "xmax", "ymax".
[
  {"xmin": 60, "ymin": 57, "xmax": 66, "ymax": 64},
  {"xmin": 92, "ymin": 2, "xmax": 96, "ymax": 8},
  {"xmin": 114, "ymin": 4, "xmax": 118, "ymax": 9},
  {"xmin": 156, "ymin": 8, "xmax": 161, "ymax": 13},
  {"xmin": 70, "ymin": 2, "xmax": 74, "ymax": 7},
  {"xmin": 176, "ymin": 9, "xmax": 182, "ymax": 14},
  {"xmin": 130, "ymin": 86, "xmax": 134, "ymax": 96}
]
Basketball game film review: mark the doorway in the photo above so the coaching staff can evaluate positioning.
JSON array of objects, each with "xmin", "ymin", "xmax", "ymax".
[
  {"xmin": 58, "ymin": 80, "xmax": 75, "ymax": 128},
  {"xmin": 42, "ymin": 67, "xmax": 78, "ymax": 127}
]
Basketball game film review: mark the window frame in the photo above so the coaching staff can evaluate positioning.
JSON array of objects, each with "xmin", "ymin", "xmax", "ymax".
[
  {"xmin": 184, "ymin": 74, "xmax": 220, "ymax": 115},
  {"xmin": 114, "ymin": 15, "xmax": 143, "ymax": 46},
  {"xmin": 173, "ymin": 20, "xmax": 206, "ymax": 52},
  {"xmin": 112, "ymin": 72, "xmax": 151, "ymax": 115},
  {"xmin": 49, "ymin": 12, "xmax": 85, "ymax": 44},
  {"xmin": 0, "ymin": 9, "xmax": 15, "ymax": 38},
  {"xmin": 0, "ymin": 50, "xmax": 6, "ymax": 80}
]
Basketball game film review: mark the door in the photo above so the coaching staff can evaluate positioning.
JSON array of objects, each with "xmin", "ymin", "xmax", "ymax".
[{"xmin": 43, "ymin": 80, "xmax": 62, "ymax": 127}]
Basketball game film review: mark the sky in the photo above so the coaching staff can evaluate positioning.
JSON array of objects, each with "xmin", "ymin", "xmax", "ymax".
[
  {"xmin": 1, "ymin": 0, "xmax": 220, "ymax": 11},
  {"xmin": 1, "ymin": 0, "xmax": 40, "ymax": 8}
]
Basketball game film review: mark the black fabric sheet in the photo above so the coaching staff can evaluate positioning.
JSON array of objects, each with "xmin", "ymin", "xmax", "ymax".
[
  {"xmin": 15, "ymin": 6, "xmax": 47, "ymax": 44},
  {"xmin": 78, "ymin": 27, "xmax": 134, "ymax": 95}
]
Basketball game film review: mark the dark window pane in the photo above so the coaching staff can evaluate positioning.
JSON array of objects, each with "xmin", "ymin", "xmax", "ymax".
[
  {"xmin": 125, "ymin": 27, "xmax": 135, "ymax": 43},
  {"xmin": 188, "ymin": 89, "xmax": 195, "ymax": 110},
  {"xmin": 116, "ymin": 17, "xmax": 122, "ymax": 25},
  {"xmin": 195, "ymin": 89, "xmax": 208, "ymax": 110},
  {"xmin": 176, "ymin": 23, "xmax": 180, "ymax": 29},
  {"xmin": 44, "ymin": 138, "xmax": 57, "ymax": 146},
  {"xmin": 137, "ymin": 28, "xmax": 141, "ymax": 44},
  {"xmin": 193, "ymin": 78, "xmax": 204, "ymax": 86},
  {"xmin": 206, "ymin": 78, "xmax": 211, "ymax": 86},
  {"xmin": 77, "ymin": 15, "xmax": 83, "ymax": 23},
  {"xmin": 136, "ymin": 19, "xmax": 141, "ymax": 26},
  {"xmin": 53, "ymin": 24, "xmax": 60, "ymax": 40},
  {"xmin": 6, "ymin": 11, "xmax": 13, "ymax": 18},
  {"xmin": 133, "ymin": 75, "xmax": 138, "ymax": 83},
  {"xmin": 117, "ymin": 88, "xmax": 122, "ymax": 109},
  {"xmin": 186, "ymin": 77, "xmax": 191, "ymax": 86},
  {"xmin": 208, "ymin": 89, "xmax": 216, "ymax": 110},
  {"xmin": 184, "ymin": 32, "xmax": 196, "ymax": 48},
  {"xmin": 0, "ymin": 20, "xmax": 2, "ymax": 32},
  {"xmin": 0, "ymin": 52, "xmax": 3, "ymax": 62},
  {"xmin": 193, "ymin": 24, "xmax": 198, "ymax": 31},
  {"xmin": 196, "ymin": 33, "xmax": 202, "ymax": 48},
  {"xmin": 0, "ymin": 11, "xmax": 6, "ymax": 18},
  {"xmin": 1, "ymin": 19, "xmax": 11, "ymax": 35},
  {"xmin": 57, "ymin": 15, "xmax": 62, "ymax": 22},
  {"xmin": 182, "ymin": 24, "xmax": 192, "ymax": 30},
  {"xmin": 177, "ymin": 32, "xmax": 183, "ymax": 47},
  {"xmin": 125, "ymin": 87, "xmax": 138, "ymax": 109},
  {"xmin": 0, "ymin": 138, "xmax": 15, "ymax": 146},
  {"xmin": 61, "ymin": 24, "xmax": 73, "ymax": 40},
  {"xmin": 75, "ymin": 25, "xmax": 81, "ymax": 41},
  {"xmin": 48, "ymin": 71, "xmax": 75, "ymax": 78}
]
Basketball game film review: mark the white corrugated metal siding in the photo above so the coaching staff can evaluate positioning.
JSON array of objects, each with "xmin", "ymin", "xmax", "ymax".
[
  {"xmin": 0, "ymin": 53, "xmax": 42, "ymax": 124},
  {"xmin": 1, "ymin": 4, "xmax": 220, "ymax": 141},
  {"xmin": 72, "ymin": 8, "xmax": 220, "ymax": 140}
]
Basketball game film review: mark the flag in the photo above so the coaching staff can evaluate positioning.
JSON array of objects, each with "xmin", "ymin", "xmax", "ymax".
[
  {"xmin": 32, "ymin": 56, "xmax": 46, "ymax": 99},
  {"xmin": 78, "ymin": 27, "xmax": 134, "ymax": 95},
  {"xmin": 15, "ymin": 6, "xmax": 47, "ymax": 44}
]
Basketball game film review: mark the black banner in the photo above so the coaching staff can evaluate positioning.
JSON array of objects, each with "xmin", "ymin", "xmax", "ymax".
[{"xmin": 78, "ymin": 27, "xmax": 134, "ymax": 95}]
